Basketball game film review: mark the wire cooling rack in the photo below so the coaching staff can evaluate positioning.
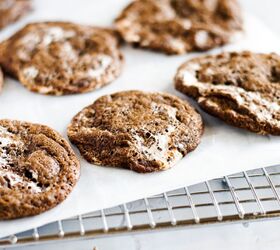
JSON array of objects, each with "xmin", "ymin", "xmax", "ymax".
[{"xmin": 1, "ymin": 164, "xmax": 280, "ymax": 248}]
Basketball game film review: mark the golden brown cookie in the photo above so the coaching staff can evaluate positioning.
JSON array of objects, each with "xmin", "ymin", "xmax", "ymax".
[
  {"xmin": 175, "ymin": 51, "xmax": 280, "ymax": 135},
  {"xmin": 68, "ymin": 90, "xmax": 203, "ymax": 173},
  {"xmin": 115, "ymin": 0, "xmax": 243, "ymax": 54},
  {"xmin": 0, "ymin": 22, "xmax": 124, "ymax": 95},
  {"xmin": 0, "ymin": 119, "xmax": 80, "ymax": 219}
]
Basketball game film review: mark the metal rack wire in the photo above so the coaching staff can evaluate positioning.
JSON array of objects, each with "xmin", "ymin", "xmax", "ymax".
[{"xmin": 2, "ymin": 164, "xmax": 280, "ymax": 248}]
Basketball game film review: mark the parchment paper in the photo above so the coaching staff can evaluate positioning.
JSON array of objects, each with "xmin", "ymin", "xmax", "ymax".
[{"xmin": 0, "ymin": 0, "xmax": 279, "ymax": 238}]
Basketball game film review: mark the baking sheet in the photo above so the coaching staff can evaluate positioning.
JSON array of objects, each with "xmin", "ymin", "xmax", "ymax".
[{"xmin": 0, "ymin": 0, "xmax": 280, "ymax": 238}]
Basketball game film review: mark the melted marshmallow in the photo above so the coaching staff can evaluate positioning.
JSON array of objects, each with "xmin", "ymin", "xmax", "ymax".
[
  {"xmin": 132, "ymin": 102, "xmax": 183, "ymax": 169},
  {"xmin": 0, "ymin": 169, "xmax": 41, "ymax": 193},
  {"xmin": 180, "ymin": 69, "xmax": 280, "ymax": 124},
  {"xmin": 194, "ymin": 31, "xmax": 209, "ymax": 47},
  {"xmin": 22, "ymin": 66, "xmax": 39, "ymax": 79},
  {"xmin": 87, "ymin": 55, "xmax": 112, "ymax": 78},
  {"xmin": 0, "ymin": 126, "xmax": 42, "ymax": 193},
  {"xmin": 41, "ymin": 27, "xmax": 75, "ymax": 46}
]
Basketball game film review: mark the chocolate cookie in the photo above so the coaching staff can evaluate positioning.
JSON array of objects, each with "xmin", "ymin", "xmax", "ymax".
[
  {"xmin": 0, "ymin": 22, "xmax": 124, "ymax": 95},
  {"xmin": 115, "ymin": 0, "xmax": 243, "ymax": 54},
  {"xmin": 0, "ymin": 0, "xmax": 32, "ymax": 30},
  {"xmin": 68, "ymin": 90, "xmax": 203, "ymax": 173},
  {"xmin": 0, "ymin": 120, "xmax": 80, "ymax": 219},
  {"xmin": 175, "ymin": 51, "xmax": 280, "ymax": 135}
]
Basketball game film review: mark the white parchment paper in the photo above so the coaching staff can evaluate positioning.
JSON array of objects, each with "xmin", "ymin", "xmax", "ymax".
[{"xmin": 0, "ymin": 0, "xmax": 280, "ymax": 238}]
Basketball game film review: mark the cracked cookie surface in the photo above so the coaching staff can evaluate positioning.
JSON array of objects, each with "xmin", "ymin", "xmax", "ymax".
[
  {"xmin": 175, "ymin": 51, "xmax": 280, "ymax": 135},
  {"xmin": 0, "ymin": 22, "xmax": 123, "ymax": 95},
  {"xmin": 115, "ymin": 0, "xmax": 243, "ymax": 54},
  {"xmin": 0, "ymin": 120, "xmax": 80, "ymax": 219},
  {"xmin": 68, "ymin": 90, "xmax": 203, "ymax": 173}
]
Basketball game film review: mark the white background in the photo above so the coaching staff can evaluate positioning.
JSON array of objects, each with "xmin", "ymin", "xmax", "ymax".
[{"xmin": 3, "ymin": 0, "xmax": 280, "ymax": 249}]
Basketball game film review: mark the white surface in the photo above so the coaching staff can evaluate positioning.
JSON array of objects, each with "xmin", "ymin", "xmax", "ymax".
[
  {"xmin": 241, "ymin": 0, "xmax": 280, "ymax": 34},
  {"xmin": 1, "ymin": 0, "xmax": 280, "ymax": 239}
]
